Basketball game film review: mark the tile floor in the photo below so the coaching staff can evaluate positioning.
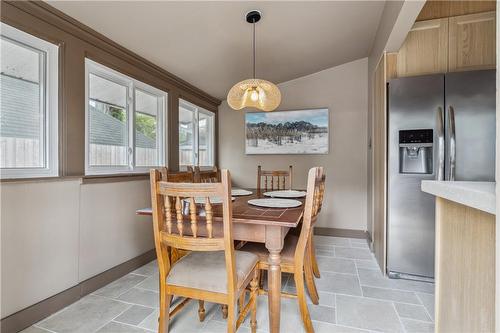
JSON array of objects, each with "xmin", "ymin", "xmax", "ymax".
[{"xmin": 22, "ymin": 236, "xmax": 434, "ymax": 333}]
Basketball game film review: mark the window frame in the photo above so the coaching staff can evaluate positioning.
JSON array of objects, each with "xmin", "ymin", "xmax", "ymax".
[
  {"xmin": 0, "ymin": 23, "xmax": 59, "ymax": 179},
  {"xmin": 85, "ymin": 59, "xmax": 167, "ymax": 176},
  {"xmin": 179, "ymin": 99, "xmax": 215, "ymax": 169}
]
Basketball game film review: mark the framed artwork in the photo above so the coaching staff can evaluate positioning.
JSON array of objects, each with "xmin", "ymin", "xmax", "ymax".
[{"xmin": 245, "ymin": 108, "xmax": 329, "ymax": 155}]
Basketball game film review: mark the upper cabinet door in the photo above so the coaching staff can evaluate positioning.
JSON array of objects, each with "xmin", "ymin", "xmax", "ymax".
[
  {"xmin": 397, "ymin": 18, "xmax": 448, "ymax": 77},
  {"xmin": 448, "ymin": 11, "xmax": 496, "ymax": 72}
]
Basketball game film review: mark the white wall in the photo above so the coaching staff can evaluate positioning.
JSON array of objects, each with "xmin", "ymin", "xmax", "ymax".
[
  {"xmin": 219, "ymin": 58, "xmax": 369, "ymax": 231},
  {"xmin": 1, "ymin": 179, "xmax": 153, "ymax": 318}
]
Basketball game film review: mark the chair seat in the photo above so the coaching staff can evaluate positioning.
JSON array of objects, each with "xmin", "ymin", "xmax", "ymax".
[
  {"xmin": 166, "ymin": 250, "xmax": 258, "ymax": 294},
  {"xmin": 240, "ymin": 235, "xmax": 298, "ymax": 266}
]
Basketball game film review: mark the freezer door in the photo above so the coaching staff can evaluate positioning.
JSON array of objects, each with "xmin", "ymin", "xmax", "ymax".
[
  {"xmin": 445, "ymin": 70, "xmax": 496, "ymax": 181},
  {"xmin": 387, "ymin": 74, "xmax": 444, "ymax": 278}
]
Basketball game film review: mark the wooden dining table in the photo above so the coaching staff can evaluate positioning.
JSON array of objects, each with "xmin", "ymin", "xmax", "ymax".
[{"xmin": 136, "ymin": 189, "xmax": 305, "ymax": 333}]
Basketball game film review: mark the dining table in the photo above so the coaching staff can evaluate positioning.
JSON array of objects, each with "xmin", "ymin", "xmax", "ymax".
[{"xmin": 136, "ymin": 189, "xmax": 305, "ymax": 333}]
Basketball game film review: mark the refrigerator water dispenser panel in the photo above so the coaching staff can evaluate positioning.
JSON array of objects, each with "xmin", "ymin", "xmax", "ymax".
[{"xmin": 399, "ymin": 129, "xmax": 433, "ymax": 174}]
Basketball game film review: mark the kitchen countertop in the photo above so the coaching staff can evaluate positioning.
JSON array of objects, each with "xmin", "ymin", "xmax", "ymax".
[{"xmin": 421, "ymin": 181, "xmax": 496, "ymax": 215}]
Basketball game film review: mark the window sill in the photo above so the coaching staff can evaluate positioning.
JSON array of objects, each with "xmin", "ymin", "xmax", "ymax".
[
  {"xmin": 0, "ymin": 173, "xmax": 150, "ymax": 185},
  {"xmin": 81, "ymin": 173, "xmax": 149, "ymax": 184}
]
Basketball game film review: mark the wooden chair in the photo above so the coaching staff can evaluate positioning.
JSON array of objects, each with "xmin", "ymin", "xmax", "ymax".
[
  {"xmin": 159, "ymin": 167, "xmax": 194, "ymax": 183},
  {"xmin": 309, "ymin": 173, "xmax": 326, "ymax": 279},
  {"xmin": 241, "ymin": 167, "xmax": 325, "ymax": 333},
  {"xmin": 257, "ymin": 165, "xmax": 293, "ymax": 191},
  {"xmin": 150, "ymin": 169, "xmax": 260, "ymax": 333},
  {"xmin": 193, "ymin": 166, "xmax": 221, "ymax": 183}
]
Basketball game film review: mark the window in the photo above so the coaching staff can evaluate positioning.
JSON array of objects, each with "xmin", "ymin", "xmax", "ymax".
[
  {"xmin": 85, "ymin": 59, "xmax": 166, "ymax": 175},
  {"xmin": 0, "ymin": 23, "xmax": 59, "ymax": 179},
  {"xmin": 179, "ymin": 99, "xmax": 214, "ymax": 168}
]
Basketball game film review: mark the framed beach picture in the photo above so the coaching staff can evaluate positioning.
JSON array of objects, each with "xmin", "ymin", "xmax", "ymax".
[{"xmin": 245, "ymin": 108, "xmax": 329, "ymax": 155}]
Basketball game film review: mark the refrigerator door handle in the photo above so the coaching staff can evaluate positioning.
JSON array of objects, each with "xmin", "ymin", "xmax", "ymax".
[
  {"xmin": 448, "ymin": 106, "xmax": 456, "ymax": 181},
  {"xmin": 436, "ymin": 106, "xmax": 445, "ymax": 181}
]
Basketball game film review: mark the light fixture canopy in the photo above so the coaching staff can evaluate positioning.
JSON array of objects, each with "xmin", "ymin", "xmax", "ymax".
[{"xmin": 227, "ymin": 10, "xmax": 281, "ymax": 112}]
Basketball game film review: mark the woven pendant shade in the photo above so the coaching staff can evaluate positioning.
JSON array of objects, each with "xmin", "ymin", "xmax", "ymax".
[
  {"xmin": 227, "ymin": 78, "xmax": 281, "ymax": 112},
  {"xmin": 227, "ymin": 10, "xmax": 281, "ymax": 112}
]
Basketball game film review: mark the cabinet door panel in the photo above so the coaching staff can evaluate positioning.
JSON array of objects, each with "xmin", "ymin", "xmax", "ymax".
[
  {"xmin": 449, "ymin": 11, "xmax": 496, "ymax": 71},
  {"xmin": 397, "ymin": 18, "xmax": 448, "ymax": 77}
]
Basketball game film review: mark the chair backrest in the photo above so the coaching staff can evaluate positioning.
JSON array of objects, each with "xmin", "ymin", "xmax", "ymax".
[
  {"xmin": 193, "ymin": 166, "xmax": 220, "ymax": 183},
  {"xmin": 159, "ymin": 167, "xmax": 194, "ymax": 183},
  {"xmin": 150, "ymin": 168, "xmax": 236, "ymax": 294},
  {"xmin": 257, "ymin": 165, "xmax": 293, "ymax": 191},
  {"xmin": 294, "ymin": 167, "xmax": 325, "ymax": 267}
]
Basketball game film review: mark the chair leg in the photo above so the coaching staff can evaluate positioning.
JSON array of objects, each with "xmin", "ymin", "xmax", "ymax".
[
  {"xmin": 295, "ymin": 272, "xmax": 314, "ymax": 333},
  {"xmin": 305, "ymin": 242, "xmax": 320, "ymax": 305},
  {"xmin": 227, "ymin": 303, "xmax": 236, "ymax": 333},
  {"xmin": 198, "ymin": 300, "xmax": 206, "ymax": 322},
  {"xmin": 250, "ymin": 270, "xmax": 259, "ymax": 333},
  {"xmin": 238, "ymin": 291, "xmax": 246, "ymax": 315},
  {"xmin": 222, "ymin": 304, "xmax": 228, "ymax": 319},
  {"xmin": 158, "ymin": 283, "xmax": 172, "ymax": 333},
  {"xmin": 310, "ymin": 233, "xmax": 321, "ymax": 278}
]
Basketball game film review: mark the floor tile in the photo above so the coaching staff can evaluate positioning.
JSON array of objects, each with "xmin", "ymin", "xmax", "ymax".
[
  {"xmin": 335, "ymin": 247, "xmax": 374, "ymax": 260},
  {"xmin": 355, "ymin": 259, "xmax": 380, "ymax": 271},
  {"xmin": 401, "ymin": 318, "xmax": 435, "ymax": 333},
  {"xmin": 394, "ymin": 303, "xmax": 432, "ymax": 322},
  {"xmin": 416, "ymin": 292, "xmax": 435, "ymax": 321},
  {"xmin": 204, "ymin": 319, "xmax": 252, "ymax": 333},
  {"xmin": 132, "ymin": 260, "xmax": 158, "ymax": 276},
  {"xmin": 117, "ymin": 288, "xmax": 159, "ymax": 308},
  {"xmin": 315, "ymin": 248, "xmax": 336, "ymax": 257},
  {"xmin": 336, "ymin": 294, "xmax": 403, "ymax": 333},
  {"xmin": 314, "ymin": 235, "xmax": 350, "ymax": 247},
  {"xmin": 96, "ymin": 321, "xmax": 152, "ymax": 332},
  {"xmin": 20, "ymin": 326, "xmax": 52, "ymax": 333},
  {"xmin": 315, "ymin": 272, "xmax": 362, "ymax": 296},
  {"xmin": 135, "ymin": 274, "xmax": 159, "ymax": 292},
  {"xmin": 37, "ymin": 295, "xmax": 130, "ymax": 333},
  {"xmin": 94, "ymin": 274, "xmax": 147, "ymax": 298},
  {"xmin": 317, "ymin": 256, "xmax": 357, "ymax": 274},
  {"xmin": 358, "ymin": 268, "xmax": 435, "ymax": 294},
  {"xmin": 362, "ymin": 286, "xmax": 420, "ymax": 304},
  {"xmin": 310, "ymin": 305, "xmax": 336, "ymax": 324},
  {"xmin": 114, "ymin": 305, "xmax": 155, "ymax": 326},
  {"xmin": 307, "ymin": 291, "xmax": 336, "ymax": 308},
  {"xmin": 313, "ymin": 321, "xmax": 370, "ymax": 333},
  {"xmin": 349, "ymin": 239, "xmax": 369, "ymax": 249},
  {"xmin": 26, "ymin": 236, "xmax": 437, "ymax": 333}
]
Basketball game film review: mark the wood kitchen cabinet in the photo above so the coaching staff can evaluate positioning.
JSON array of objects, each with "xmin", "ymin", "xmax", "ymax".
[
  {"xmin": 372, "ymin": 53, "xmax": 388, "ymax": 272},
  {"xmin": 435, "ymin": 197, "xmax": 495, "ymax": 332},
  {"xmin": 395, "ymin": 10, "xmax": 495, "ymax": 77},
  {"xmin": 397, "ymin": 18, "xmax": 448, "ymax": 77},
  {"xmin": 448, "ymin": 11, "xmax": 496, "ymax": 71}
]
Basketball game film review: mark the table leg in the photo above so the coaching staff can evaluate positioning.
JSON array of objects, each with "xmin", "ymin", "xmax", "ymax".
[
  {"xmin": 266, "ymin": 226, "xmax": 284, "ymax": 333},
  {"xmin": 267, "ymin": 249, "xmax": 282, "ymax": 333}
]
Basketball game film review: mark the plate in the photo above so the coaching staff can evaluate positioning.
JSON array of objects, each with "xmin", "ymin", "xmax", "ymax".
[
  {"xmin": 182, "ymin": 197, "xmax": 235, "ymax": 204},
  {"xmin": 232, "ymin": 189, "xmax": 253, "ymax": 196},
  {"xmin": 263, "ymin": 190, "xmax": 307, "ymax": 198},
  {"xmin": 247, "ymin": 198, "xmax": 302, "ymax": 208}
]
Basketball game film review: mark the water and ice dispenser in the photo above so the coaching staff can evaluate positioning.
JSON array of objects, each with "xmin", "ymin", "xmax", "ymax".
[{"xmin": 399, "ymin": 129, "xmax": 433, "ymax": 174}]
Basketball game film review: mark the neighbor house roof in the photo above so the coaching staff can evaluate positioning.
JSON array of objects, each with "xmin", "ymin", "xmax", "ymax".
[{"xmin": 0, "ymin": 74, "xmax": 156, "ymax": 149}]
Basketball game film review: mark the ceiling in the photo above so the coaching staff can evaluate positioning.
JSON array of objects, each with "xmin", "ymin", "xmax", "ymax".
[{"xmin": 47, "ymin": 1, "xmax": 386, "ymax": 100}]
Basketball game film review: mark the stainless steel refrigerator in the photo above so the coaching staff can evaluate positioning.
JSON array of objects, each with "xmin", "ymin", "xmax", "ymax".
[{"xmin": 387, "ymin": 70, "xmax": 495, "ymax": 280}]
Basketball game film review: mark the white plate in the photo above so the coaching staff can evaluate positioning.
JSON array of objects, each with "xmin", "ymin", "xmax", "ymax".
[
  {"xmin": 183, "ymin": 197, "xmax": 235, "ymax": 204},
  {"xmin": 247, "ymin": 198, "xmax": 302, "ymax": 208},
  {"xmin": 232, "ymin": 189, "xmax": 253, "ymax": 196},
  {"xmin": 263, "ymin": 190, "xmax": 307, "ymax": 198}
]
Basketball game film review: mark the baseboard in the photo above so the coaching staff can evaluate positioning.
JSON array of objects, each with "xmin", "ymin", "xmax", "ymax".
[
  {"xmin": 1, "ymin": 249, "xmax": 156, "ymax": 333},
  {"xmin": 314, "ymin": 227, "xmax": 368, "ymax": 239}
]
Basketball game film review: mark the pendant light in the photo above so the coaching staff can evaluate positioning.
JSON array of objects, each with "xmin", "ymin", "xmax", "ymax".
[{"xmin": 227, "ymin": 10, "xmax": 281, "ymax": 112}]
